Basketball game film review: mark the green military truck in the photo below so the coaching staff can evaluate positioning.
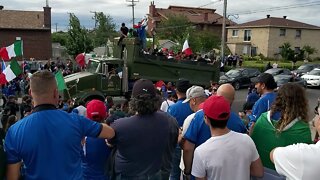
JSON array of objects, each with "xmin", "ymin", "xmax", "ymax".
[{"xmin": 62, "ymin": 38, "xmax": 220, "ymax": 102}]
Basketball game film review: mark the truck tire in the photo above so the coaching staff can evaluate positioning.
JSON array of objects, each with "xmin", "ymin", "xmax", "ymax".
[{"xmin": 233, "ymin": 82, "xmax": 240, "ymax": 90}]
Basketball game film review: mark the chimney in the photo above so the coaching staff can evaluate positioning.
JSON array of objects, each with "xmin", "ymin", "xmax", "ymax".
[
  {"xmin": 149, "ymin": 1, "xmax": 156, "ymax": 17},
  {"xmin": 43, "ymin": 6, "xmax": 51, "ymax": 28},
  {"xmin": 283, "ymin": 16, "xmax": 287, "ymax": 19},
  {"xmin": 204, "ymin": 12, "xmax": 208, "ymax": 22},
  {"xmin": 267, "ymin": 14, "xmax": 270, "ymax": 18},
  {"xmin": 0, "ymin": 5, "xmax": 3, "ymax": 10}
]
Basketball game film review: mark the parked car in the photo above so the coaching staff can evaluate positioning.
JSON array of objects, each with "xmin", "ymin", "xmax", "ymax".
[
  {"xmin": 301, "ymin": 68, "xmax": 320, "ymax": 87},
  {"xmin": 264, "ymin": 68, "xmax": 292, "ymax": 76},
  {"xmin": 292, "ymin": 64, "xmax": 320, "ymax": 77},
  {"xmin": 274, "ymin": 75, "xmax": 307, "ymax": 88},
  {"xmin": 219, "ymin": 68, "xmax": 261, "ymax": 90}
]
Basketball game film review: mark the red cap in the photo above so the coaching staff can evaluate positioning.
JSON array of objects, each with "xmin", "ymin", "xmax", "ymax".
[
  {"xmin": 203, "ymin": 95, "xmax": 230, "ymax": 120},
  {"xmin": 86, "ymin": 100, "xmax": 107, "ymax": 121}
]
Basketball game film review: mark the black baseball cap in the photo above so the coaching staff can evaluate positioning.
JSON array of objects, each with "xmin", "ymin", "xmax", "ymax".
[
  {"xmin": 132, "ymin": 79, "xmax": 156, "ymax": 98},
  {"xmin": 251, "ymin": 73, "xmax": 277, "ymax": 89},
  {"xmin": 176, "ymin": 79, "xmax": 192, "ymax": 93}
]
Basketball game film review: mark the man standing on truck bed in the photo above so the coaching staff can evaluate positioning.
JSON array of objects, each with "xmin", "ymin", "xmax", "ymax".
[{"xmin": 118, "ymin": 23, "xmax": 128, "ymax": 46}]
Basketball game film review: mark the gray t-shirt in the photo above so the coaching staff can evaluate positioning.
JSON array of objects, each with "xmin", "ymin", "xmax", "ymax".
[{"xmin": 110, "ymin": 111, "xmax": 179, "ymax": 176}]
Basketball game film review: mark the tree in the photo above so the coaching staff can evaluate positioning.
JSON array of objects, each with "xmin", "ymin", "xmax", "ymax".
[
  {"xmin": 157, "ymin": 14, "xmax": 192, "ymax": 45},
  {"xmin": 302, "ymin": 45, "xmax": 317, "ymax": 60},
  {"xmin": 189, "ymin": 31, "xmax": 220, "ymax": 53},
  {"xmin": 66, "ymin": 13, "xmax": 93, "ymax": 57},
  {"xmin": 280, "ymin": 42, "xmax": 294, "ymax": 60},
  {"xmin": 156, "ymin": 14, "xmax": 220, "ymax": 54},
  {"xmin": 52, "ymin": 31, "xmax": 68, "ymax": 46},
  {"xmin": 91, "ymin": 12, "xmax": 117, "ymax": 47}
]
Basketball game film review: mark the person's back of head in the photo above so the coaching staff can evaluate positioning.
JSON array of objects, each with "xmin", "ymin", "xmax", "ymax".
[
  {"xmin": 130, "ymin": 79, "xmax": 161, "ymax": 115},
  {"xmin": 203, "ymin": 95, "xmax": 231, "ymax": 129},
  {"xmin": 86, "ymin": 99, "xmax": 107, "ymax": 123},
  {"xmin": 271, "ymin": 83, "xmax": 308, "ymax": 132},
  {"xmin": 175, "ymin": 79, "xmax": 191, "ymax": 98},
  {"xmin": 183, "ymin": 86, "xmax": 207, "ymax": 112},
  {"xmin": 30, "ymin": 70, "xmax": 58, "ymax": 106},
  {"xmin": 216, "ymin": 83, "xmax": 235, "ymax": 105}
]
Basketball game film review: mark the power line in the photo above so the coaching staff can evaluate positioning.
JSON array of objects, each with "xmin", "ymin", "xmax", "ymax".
[
  {"xmin": 229, "ymin": 1, "xmax": 320, "ymax": 16},
  {"xmin": 198, "ymin": 0, "xmax": 223, "ymax": 8}
]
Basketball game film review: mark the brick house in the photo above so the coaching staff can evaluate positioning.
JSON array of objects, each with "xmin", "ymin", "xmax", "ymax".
[
  {"xmin": 147, "ymin": 1, "xmax": 235, "ymax": 39},
  {"xmin": 0, "ymin": 5, "xmax": 52, "ymax": 60},
  {"xmin": 227, "ymin": 15, "xmax": 320, "ymax": 58}
]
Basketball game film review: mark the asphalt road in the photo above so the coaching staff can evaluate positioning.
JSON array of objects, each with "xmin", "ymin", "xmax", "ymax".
[{"xmin": 232, "ymin": 87, "xmax": 320, "ymax": 121}]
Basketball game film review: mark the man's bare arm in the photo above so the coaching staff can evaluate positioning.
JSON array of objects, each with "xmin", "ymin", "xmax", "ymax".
[
  {"xmin": 98, "ymin": 123, "xmax": 115, "ymax": 139},
  {"xmin": 250, "ymin": 157, "xmax": 264, "ymax": 177},
  {"xmin": 6, "ymin": 162, "xmax": 21, "ymax": 180},
  {"xmin": 183, "ymin": 139, "xmax": 195, "ymax": 175}
]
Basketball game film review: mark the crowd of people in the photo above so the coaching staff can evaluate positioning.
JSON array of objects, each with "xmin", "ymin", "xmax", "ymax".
[{"xmin": 0, "ymin": 69, "xmax": 319, "ymax": 180}]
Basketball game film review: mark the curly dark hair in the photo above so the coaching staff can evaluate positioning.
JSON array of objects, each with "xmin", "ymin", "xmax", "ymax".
[
  {"xmin": 129, "ymin": 94, "xmax": 162, "ymax": 115},
  {"xmin": 270, "ymin": 83, "xmax": 308, "ymax": 132}
]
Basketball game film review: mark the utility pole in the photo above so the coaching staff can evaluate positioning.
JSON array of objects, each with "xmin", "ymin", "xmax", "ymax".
[
  {"xmin": 54, "ymin": 23, "xmax": 58, "ymax": 32},
  {"xmin": 90, "ymin": 11, "xmax": 98, "ymax": 29},
  {"xmin": 221, "ymin": 0, "xmax": 227, "ymax": 64},
  {"xmin": 126, "ymin": 0, "xmax": 139, "ymax": 26}
]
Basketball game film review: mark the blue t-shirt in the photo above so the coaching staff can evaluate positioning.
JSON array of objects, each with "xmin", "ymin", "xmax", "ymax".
[
  {"xmin": 5, "ymin": 109, "xmax": 102, "ymax": 180},
  {"xmin": 168, "ymin": 98, "xmax": 193, "ymax": 127},
  {"xmin": 184, "ymin": 110, "xmax": 247, "ymax": 147},
  {"xmin": 82, "ymin": 137, "xmax": 111, "ymax": 180},
  {"xmin": 248, "ymin": 92, "xmax": 279, "ymax": 124},
  {"xmin": 227, "ymin": 112, "xmax": 248, "ymax": 133}
]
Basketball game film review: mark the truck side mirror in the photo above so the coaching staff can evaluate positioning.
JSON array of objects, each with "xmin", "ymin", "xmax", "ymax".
[{"xmin": 102, "ymin": 63, "xmax": 108, "ymax": 76}]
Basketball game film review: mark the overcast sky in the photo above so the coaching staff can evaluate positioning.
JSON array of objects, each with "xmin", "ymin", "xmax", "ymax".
[{"xmin": 2, "ymin": 0, "xmax": 320, "ymax": 31}]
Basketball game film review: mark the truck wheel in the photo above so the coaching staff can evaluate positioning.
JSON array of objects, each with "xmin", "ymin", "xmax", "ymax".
[{"xmin": 233, "ymin": 82, "xmax": 240, "ymax": 90}]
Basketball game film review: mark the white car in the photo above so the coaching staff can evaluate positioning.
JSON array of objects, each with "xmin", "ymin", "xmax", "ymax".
[{"xmin": 301, "ymin": 68, "xmax": 320, "ymax": 87}]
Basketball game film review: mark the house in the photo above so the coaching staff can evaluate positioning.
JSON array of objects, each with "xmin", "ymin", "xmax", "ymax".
[
  {"xmin": 147, "ymin": 1, "xmax": 235, "ymax": 39},
  {"xmin": 227, "ymin": 15, "xmax": 320, "ymax": 58},
  {"xmin": 0, "ymin": 5, "xmax": 52, "ymax": 60},
  {"xmin": 158, "ymin": 39, "xmax": 178, "ymax": 50}
]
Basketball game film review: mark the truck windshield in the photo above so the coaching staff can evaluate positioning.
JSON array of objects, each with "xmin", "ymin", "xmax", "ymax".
[{"xmin": 87, "ymin": 60, "xmax": 100, "ymax": 73}]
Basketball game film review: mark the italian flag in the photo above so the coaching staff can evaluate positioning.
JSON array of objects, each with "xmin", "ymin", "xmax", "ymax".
[
  {"xmin": 182, "ymin": 39, "xmax": 193, "ymax": 56},
  {"xmin": 0, "ymin": 40, "xmax": 23, "ymax": 61},
  {"xmin": 0, "ymin": 59, "xmax": 22, "ymax": 85}
]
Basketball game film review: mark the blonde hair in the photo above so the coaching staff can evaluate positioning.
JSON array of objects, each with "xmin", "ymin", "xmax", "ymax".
[{"xmin": 30, "ymin": 70, "xmax": 57, "ymax": 96}]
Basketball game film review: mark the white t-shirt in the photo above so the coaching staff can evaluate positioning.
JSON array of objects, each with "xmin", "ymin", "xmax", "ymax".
[
  {"xmin": 273, "ymin": 141, "xmax": 320, "ymax": 180},
  {"xmin": 192, "ymin": 131, "xmax": 259, "ymax": 180},
  {"xmin": 160, "ymin": 99, "xmax": 175, "ymax": 112},
  {"xmin": 179, "ymin": 112, "xmax": 197, "ymax": 170}
]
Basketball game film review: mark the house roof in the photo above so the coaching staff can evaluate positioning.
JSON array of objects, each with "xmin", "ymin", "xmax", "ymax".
[
  {"xmin": 228, "ymin": 17, "xmax": 320, "ymax": 29},
  {"xmin": 152, "ymin": 6, "xmax": 235, "ymax": 26},
  {"xmin": 0, "ymin": 10, "xmax": 47, "ymax": 29}
]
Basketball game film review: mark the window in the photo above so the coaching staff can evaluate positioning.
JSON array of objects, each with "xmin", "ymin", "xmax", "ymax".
[
  {"xmin": 251, "ymin": 47, "xmax": 257, "ymax": 56},
  {"xmin": 244, "ymin": 30, "xmax": 251, "ymax": 41},
  {"xmin": 296, "ymin": 30, "xmax": 301, "ymax": 38},
  {"xmin": 232, "ymin": 30, "xmax": 238, "ymax": 37},
  {"xmin": 280, "ymin": 29, "xmax": 286, "ymax": 36},
  {"xmin": 294, "ymin": 47, "xmax": 301, "ymax": 54}
]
